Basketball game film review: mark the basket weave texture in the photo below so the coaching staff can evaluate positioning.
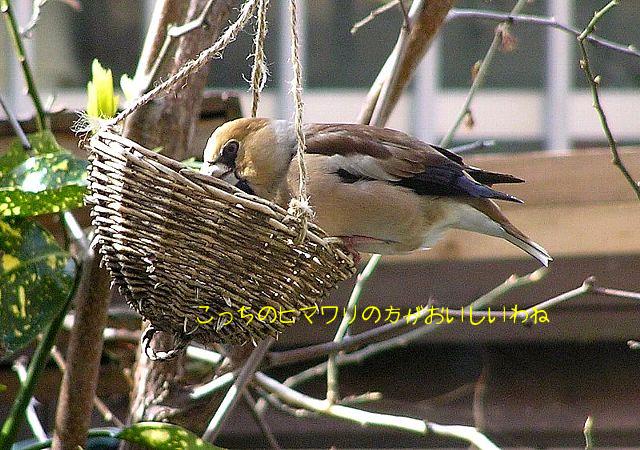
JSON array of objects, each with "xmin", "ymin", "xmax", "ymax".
[{"xmin": 86, "ymin": 130, "xmax": 356, "ymax": 345}]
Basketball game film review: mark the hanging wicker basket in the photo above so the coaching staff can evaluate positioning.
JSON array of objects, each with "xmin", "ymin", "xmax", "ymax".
[{"xmin": 86, "ymin": 130, "xmax": 356, "ymax": 346}]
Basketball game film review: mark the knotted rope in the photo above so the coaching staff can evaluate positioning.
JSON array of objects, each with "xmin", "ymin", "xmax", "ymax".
[{"xmin": 287, "ymin": 0, "xmax": 311, "ymax": 243}]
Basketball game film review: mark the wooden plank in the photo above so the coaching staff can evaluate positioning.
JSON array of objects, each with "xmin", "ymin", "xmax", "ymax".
[{"xmin": 463, "ymin": 147, "xmax": 640, "ymax": 207}]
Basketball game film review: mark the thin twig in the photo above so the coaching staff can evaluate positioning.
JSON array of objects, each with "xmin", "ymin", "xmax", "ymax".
[
  {"xmin": 189, "ymin": 372, "xmax": 235, "ymax": 401},
  {"xmin": 269, "ymin": 303, "xmax": 435, "ymax": 368},
  {"xmin": 108, "ymin": 0, "xmax": 258, "ymax": 127},
  {"xmin": 447, "ymin": 8, "xmax": 640, "ymax": 59},
  {"xmin": 369, "ymin": 0, "xmax": 420, "ymax": 127},
  {"xmin": 576, "ymin": 1, "xmax": 640, "ymax": 200},
  {"xmin": 0, "ymin": 93, "xmax": 31, "ymax": 149},
  {"xmin": 202, "ymin": 337, "xmax": 274, "ymax": 443},
  {"xmin": 440, "ymin": 0, "xmax": 530, "ymax": 148},
  {"xmin": 351, "ymin": 0, "xmax": 400, "ymax": 35},
  {"xmin": 584, "ymin": 416, "xmax": 595, "ymax": 449},
  {"xmin": 1, "ymin": 0, "xmax": 47, "ymax": 130},
  {"xmin": 255, "ymin": 372, "xmax": 500, "ymax": 450},
  {"xmin": 326, "ymin": 253, "xmax": 381, "ymax": 402},
  {"xmin": 450, "ymin": 139, "xmax": 496, "ymax": 155},
  {"xmin": 140, "ymin": 0, "xmax": 219, "ymax": 95},
  {"xmin": 12, "ymin": 358, "xmax": 47, "ymax": 442},
  {"xmin": 253, "ymin": 383, "xmax": 318, "ymax": 418},
  {"xmin": 285, "ymin": 269, "xmax": 546, "ymax": 390},
  {"xmin": 243, "ymin": 390, "xmax": 281, "ymax": 450},
  {"xmin": 397, "ymin": 0, "xmax": 410, "ymax": 30},
  {"xmin": 20, "ymin": 0, "xmax": 80, "ymax": 38}
]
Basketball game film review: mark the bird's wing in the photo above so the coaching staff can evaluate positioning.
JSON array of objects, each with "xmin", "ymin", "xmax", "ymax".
[{"xmin": 303, "ymin": 123, "xmax": 523, "ymax": 203}]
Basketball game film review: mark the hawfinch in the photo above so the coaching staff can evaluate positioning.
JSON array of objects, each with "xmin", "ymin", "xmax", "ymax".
[{"xmin": 201, "ymin": 118, "xmax": 551, "ymax": 266}]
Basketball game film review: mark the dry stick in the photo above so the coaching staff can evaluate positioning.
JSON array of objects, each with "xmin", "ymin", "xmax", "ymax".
[
  {"xmin": 447, "ymin": 8, "xmax": 640, "ymax": 58},
  {"xmin": 285, "ymin": 268, "xmax": 546, "ymax": 390},
  {"xmin": 202, "ymin": 337, "xmax": 274, "ymax": 443},
  {"xmin": 243, "ymin": 391, "xmax": 282, "ymax": 450},
  {"xmin": 270, "ymin": 298, "xmax": 435, "ymax": 368},
  {"xmin": 267, "ymin": 269, "xmax": 640, "ymax": 368},
  {"xmin": 440, "ymin": 0, "xmax": 530, "ymax": 148},
  {"xmin": 351, "ymin": 0, "xmax": 400, "ymax": 34},
  {"xmin": 12, "ymin": 358, "xmax": 47, "ymax": 443},
  {"xmin": 138, "ymin": 0, "xmax": 220, "ymax": 96},
  {"xmin": 255, "ymin": 372, "xmax": 500, "ymax": 450},
  {"xmin": 107, "ymin": 0, "xmax": 258, "ymax": 127},
  {"xmin": 577, "ymin": 1, "xmax": 640, "ymax": 200},
  {"xmin": 50, "ymin": 346, "xmax": 124, "ymax": 428},
  {"xmin": 450, "ymin": 139, "xmax": 496, "ymax": 155}
]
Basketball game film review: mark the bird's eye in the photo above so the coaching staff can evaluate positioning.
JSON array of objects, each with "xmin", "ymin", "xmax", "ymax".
[{"xmin": 221, "ymin": 140, "xmax": 240, "ymax": 163}]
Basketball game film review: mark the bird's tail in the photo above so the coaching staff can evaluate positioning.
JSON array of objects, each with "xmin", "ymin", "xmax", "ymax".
[{"xmin": 454, "ymin": 199, "xmax": 552, "ymax": 266}]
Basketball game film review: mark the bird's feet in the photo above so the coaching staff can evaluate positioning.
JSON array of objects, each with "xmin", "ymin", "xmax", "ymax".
[{"xmin": 339, "ymin": 236, "xmax": 363, "ymax": 265}]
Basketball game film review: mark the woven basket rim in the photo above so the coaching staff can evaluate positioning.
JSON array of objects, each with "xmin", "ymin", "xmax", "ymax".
[{"xmin": 91, "ymin": 129, "xmax": 354, "ymax": 260}]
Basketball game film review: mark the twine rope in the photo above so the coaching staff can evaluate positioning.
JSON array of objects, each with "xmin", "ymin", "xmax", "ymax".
[
  {"xmin": 105, "ymin": 0, "xmax": 259, "ymax": 127},
  {"xmin": 250, "ymin": 0, "xmax": 269, "ymax": 117},
  {"xmin": 287, "ymin": 0, "xmax": 311, "ymax": 243}
]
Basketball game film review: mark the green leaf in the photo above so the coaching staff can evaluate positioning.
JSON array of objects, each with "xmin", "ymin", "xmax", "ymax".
[
  {"xmin": 0, "ymin": 133, "xmax": 88, "ymax": 218},
  {"xmin": 117, "ymin": 422, "xmax": 225, "ymax": 450},
  {"xmin": 181, "ymin": 157, "xmax": 203, "ymax": 171},
  {"xmin": 0, "ymin": 218, "xmax": 76, "ymax": 354},
  {"xmin": 0, "ymin": 131, "xmax": 62, "ymax": 180}
]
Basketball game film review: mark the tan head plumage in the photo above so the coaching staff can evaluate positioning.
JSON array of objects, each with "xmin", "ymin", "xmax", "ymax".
[{"xmin": 202, "ymin": 118, "xmax": 296, "ymax": 201}]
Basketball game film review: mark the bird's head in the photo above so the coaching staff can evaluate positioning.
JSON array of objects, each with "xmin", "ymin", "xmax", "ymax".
[{"xmin": 201, "ymin": 118, "xmax": 297, "ymax": 201}]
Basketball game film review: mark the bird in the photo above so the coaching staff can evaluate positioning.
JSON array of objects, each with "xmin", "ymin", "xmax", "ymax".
[{"xmin": 201, "ymin": 118, "xmax": 551, "ymax": 266}]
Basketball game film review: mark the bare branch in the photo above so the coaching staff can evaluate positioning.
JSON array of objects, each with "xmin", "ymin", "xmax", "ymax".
[
  {"xmin": 447, "ymin": 8, "xmax": 640, "ymax": 59},
  {"xmin": 255, "ymin": 372, "xmax": 500, "ymax": 450},
  {"xmin": 351, "ymin": 0, "xmax": 400, "ymax": 35},
  {"xmin": 284, "ymin": 269, "xmax": 546, "ymax": 390},
  {"xmin": 440, "ymin": 0, "xmax": 530, "ymax": 147},
  {"xmin": 576, "ymin": 0, "xmax": 640, "ymax": 200},
  {"xmin": 243, "ymin": 391, "xmax": 281, "ymax": 450},
  {"xmin": 202, "ymin": 337, "xmax": 274, "ymax": 443},
  {"xmin": 12, "ymin": 358, "xmax": 47, "ymax": 442}
]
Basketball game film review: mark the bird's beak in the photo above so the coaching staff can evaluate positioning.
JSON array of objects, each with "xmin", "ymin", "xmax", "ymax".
[
  {"xmin": 201, "ymin": 161, "xmax": 240, "ymax": 185},
  {"xmin": 201, "ymin": 161, "xmax": 229, "ymax": 178}
]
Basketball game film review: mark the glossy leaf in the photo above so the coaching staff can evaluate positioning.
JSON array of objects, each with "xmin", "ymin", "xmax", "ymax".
[
  {"xmin": 0, "ymin": 219, "xmax": 76, "ymax": 354},
  {"xmin": 117, "ymin": 422, "xmax": 224, "ymax": 450},
  {"xmin": 0, "ymin": 133, "xmax": 88, "ymax": 218}
]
